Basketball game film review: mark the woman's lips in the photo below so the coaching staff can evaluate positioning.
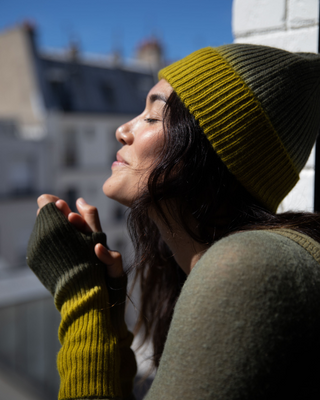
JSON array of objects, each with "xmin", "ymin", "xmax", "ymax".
[
  {"xmin": 112, "ymin": 153, "xmax": 128, "ymax": 168},
  {"xmin": 117, "ymin": 153, "xmax": 127, "ymax": 163}
]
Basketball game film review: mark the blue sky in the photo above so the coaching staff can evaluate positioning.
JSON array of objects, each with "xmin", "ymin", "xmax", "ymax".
[{"xmin": 0, "ymin": 0, "xmax": 234, "ymax": 62}]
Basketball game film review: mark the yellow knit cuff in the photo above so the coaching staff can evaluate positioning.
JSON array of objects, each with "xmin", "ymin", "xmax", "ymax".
[{"xmin": 57, "ymin": 268, "xmax": 121, "ymax": 399}]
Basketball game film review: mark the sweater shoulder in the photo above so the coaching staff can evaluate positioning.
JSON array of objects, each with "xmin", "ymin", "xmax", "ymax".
[
  {"xmin": 196, "ymin": 228, "xmax": 320, "ymax": 274},
  {"xmin": 185, "ymin": 229, "xmax": 320, "ymax": 304},
  {"xmin": 151, "ymin": 230, "xmax": 320, "ymax": 399}
]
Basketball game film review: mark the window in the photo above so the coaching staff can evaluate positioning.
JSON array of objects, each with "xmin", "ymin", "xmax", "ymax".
[
  {"xmin": 100, "ymin": 83, "xmax": 115, "ymax": 109},
  {"xmin": 64, "ymin": 188, "xmax": 78, "ymax": 212},
  {"xmin": 47, "ymin": 68, "xmax": 72, "ymax": 112},
  {"xmin": 63, "ymin": 129, "xmax": 78, "ymax": 167},
  {"xmin": 50, "ymin": 81, "xmax": 72, "ymax": 111},
  {"xmin": 8, "ymin": 157, "xmax": 35, "ymax": 195}
]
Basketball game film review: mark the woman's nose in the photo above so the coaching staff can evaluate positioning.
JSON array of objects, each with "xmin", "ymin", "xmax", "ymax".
[{"xmin": 115, "ymin": 120, "xmax": 134, "ymax": 145}]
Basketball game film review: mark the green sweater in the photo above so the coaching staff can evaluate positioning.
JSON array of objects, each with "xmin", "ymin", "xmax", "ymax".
[{"xmin": 27, "ymin": 204, "xmax": 320, "ymax": 399}]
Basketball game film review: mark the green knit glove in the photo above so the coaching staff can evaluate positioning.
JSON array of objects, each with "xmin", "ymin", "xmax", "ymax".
[
  {"xmin": 27, "ymin": 202, "xmax": 108, "ymax": 309},
  {"xmin": 26, "ymin": 202, "xmax": 137, "ymax": 399}
]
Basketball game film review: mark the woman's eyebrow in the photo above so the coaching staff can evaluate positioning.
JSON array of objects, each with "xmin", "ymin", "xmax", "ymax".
[{"xmin": 148, "ymin": 93, "xmax": 168, "ymax": 104}]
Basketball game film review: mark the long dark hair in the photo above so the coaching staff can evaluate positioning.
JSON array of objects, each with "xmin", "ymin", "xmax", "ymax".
[{"xmin": 127, "ymin": 90, "xmax": 320, "ymax": 368}]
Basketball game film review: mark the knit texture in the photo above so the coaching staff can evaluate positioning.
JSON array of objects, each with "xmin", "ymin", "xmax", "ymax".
[
  {"xmin": 27, "ymin": 203, "xmax": 136, "ymax": 399},
  {"xmin": 145, "ymin": 229, "xmax": 320, "ymax": 399},
  {"xmin": 27, "ymin": 204, "xmax": 320, "ymax": 398},
  {"xmin": 159, "ymin": 45, "xmax": 320, "ymax": 212}
]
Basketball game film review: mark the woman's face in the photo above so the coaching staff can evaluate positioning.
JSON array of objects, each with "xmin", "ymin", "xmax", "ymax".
[{"xmin": 103, "ymin": 79, "xmax": 173, "ymax": 207}]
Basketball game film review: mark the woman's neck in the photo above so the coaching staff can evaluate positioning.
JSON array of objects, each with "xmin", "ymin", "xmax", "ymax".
[{"xmin": 153, "ymin": 216, "xmax": 209, "ymax": 275}]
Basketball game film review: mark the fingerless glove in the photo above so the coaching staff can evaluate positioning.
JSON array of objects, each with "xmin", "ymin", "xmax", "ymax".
[{"xmin": 27, "ymin": 203, "xmax": 136, "ymax": 399}]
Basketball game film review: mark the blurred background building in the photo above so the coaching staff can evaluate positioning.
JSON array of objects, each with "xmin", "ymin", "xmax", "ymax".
[
  {"xmin": 0, "ymin": 22, "xmax": 160, "ymax": 399},
  {"xmin": 0, "ymin": 0, "xmax": 319, "ymax": 398}
]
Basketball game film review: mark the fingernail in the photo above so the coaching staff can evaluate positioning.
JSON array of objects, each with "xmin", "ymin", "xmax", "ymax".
[
  {"xmin": 77, "ymin": 198, "xmax": 87, "ymax": 205},
  {"xmin": 55, "ymin": 200, "xmax": 63, "ymax": 208},
  {"xmin": 100, "ymin": 244, "xmax": 109, "ymax": 254},
  {"xmin": 96, "ymin": 243, "xmax": 108, "ymax": 254}
]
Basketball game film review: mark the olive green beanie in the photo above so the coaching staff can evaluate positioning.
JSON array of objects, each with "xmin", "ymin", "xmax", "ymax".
[{"xmin": 158, "ymin": 44, "xmax": 320, "ymax": 212}]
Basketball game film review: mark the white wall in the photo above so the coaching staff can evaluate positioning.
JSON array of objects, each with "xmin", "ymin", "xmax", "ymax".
[{"xmin": 232, "ymin": 0, "xmax": 319, "ymax": 211}]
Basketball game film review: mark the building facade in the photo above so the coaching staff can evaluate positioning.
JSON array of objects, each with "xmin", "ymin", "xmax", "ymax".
[
  {"xmin": 0, "ymin": 23, "xmax": 158, "ymax": 267},
  {"xmin": 0, "ymin": 23, "xmax": 158, "ymax": 398}
]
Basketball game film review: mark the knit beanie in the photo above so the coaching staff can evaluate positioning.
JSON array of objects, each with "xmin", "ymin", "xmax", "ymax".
[{"xmin": 158, "ymin": 44, "xmax": 320, "ymax": 212}]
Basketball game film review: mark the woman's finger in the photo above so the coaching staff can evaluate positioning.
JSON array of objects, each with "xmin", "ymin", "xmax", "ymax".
[
  {"xmin": 68, "ymin": 212, "xmax": 90, "ymax": 232},
  {"xmin": 37, "ymin": 194, "xmax": 60, "ymax": 215},
  {"xmin": 55, "ymin": 199, "xmax": 73, "ymax": 218},
  {"xmin": 95, "ymin": 244, "xmax": 123, "ymax": 278},
  {"xmin": 37, "ymin": 194, "xmax": 60, "ymax": 209},
  {"xmin": 55, "ymin": 199, "xmax": 89, "ymax": 231},
  {"xmin": 76, "ymin": 198, "xmax": 102, "ymax": 232}
]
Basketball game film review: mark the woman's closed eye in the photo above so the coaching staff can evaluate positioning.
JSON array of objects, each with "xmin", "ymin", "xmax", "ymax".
[{"xmin": 144, "ymin": 118, "xmax": 160, "ymax": 124}]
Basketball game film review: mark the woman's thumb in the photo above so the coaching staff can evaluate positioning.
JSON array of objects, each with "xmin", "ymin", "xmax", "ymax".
[{"xmin": 95, "ymin": 243, "xmax": 123, "ymax": 278}]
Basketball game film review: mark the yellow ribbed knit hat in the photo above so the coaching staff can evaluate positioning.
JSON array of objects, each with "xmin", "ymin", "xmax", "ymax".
[{"xmin": 158, "ymin": 44, "xmax": 320, "ymax": 212}]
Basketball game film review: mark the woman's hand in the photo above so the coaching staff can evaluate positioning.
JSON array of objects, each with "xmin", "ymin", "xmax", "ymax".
[{"xmin": 37, "ymin": 194, "xmax": 123, "ymax": 278}]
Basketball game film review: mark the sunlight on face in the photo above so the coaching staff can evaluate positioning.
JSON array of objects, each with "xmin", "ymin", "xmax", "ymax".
[{"xmin": 103, "ymin": 79, "xmax": 173, "ymax": 207}]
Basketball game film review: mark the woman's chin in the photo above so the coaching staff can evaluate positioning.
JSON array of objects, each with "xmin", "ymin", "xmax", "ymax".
[
  {"xmin": 103, "ymin": 178, "xmax": 118, "ymax": 200},
  {"xmin": 102, "ymin": 179, "xmax": 131, "ymax": 207}
]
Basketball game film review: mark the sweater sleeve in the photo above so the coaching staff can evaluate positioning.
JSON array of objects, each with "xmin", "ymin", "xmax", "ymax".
[
  {"xmin": 28, "ymin": 208, "xmax": 320, "ymax": 399},
  {"xmin": 145, "ymin": 230, "xmax": 320, "ymax": 400},
  {"xmin": 27, "ymin": 203, "xmax": 137, "ymax": 400}
]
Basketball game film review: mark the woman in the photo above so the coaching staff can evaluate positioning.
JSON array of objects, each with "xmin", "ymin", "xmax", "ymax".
[{"xmin": 27, "ymin": 44, "xmax": 320, "ymax": 399}]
